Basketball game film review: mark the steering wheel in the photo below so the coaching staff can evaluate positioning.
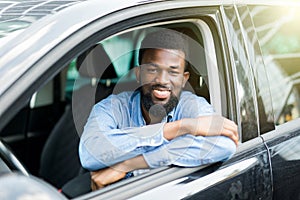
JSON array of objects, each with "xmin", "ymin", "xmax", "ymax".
[{"xmin": 0, "ymin": 140, "xmax": 28, "ymax": 175}]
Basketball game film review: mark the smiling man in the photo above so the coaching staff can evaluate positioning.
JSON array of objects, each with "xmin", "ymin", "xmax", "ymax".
[
  {"xmin": 138, "ymin": 47, "xmax": 188, "ymax": 125},
  {"xmin": 79, "ymin": 29, "xmax": 238, "ymax": 190}
]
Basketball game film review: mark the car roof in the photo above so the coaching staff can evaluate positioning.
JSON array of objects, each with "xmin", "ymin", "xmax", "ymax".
[
  {"xmin": 0, "ymin": 0, "xmax": 297, "ymax": 39},
  {"xmin": 0, "ymin": 0, "xmax": 87, "ymax": 38},
  {"xmin": 0, "ymin": 0, "xmax": 144, "ymax": 95},
  {"xmin": 0, "ymin": 0, "xmax": 298, "ymax": 96},
  {"xmin": 0, "ymin": 0, "xmax": 296, "ymax": 39}
]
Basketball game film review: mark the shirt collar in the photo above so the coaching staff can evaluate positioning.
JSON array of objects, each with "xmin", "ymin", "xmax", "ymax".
[
  {"xmin": 130, "ymin": 90, "xmax": 176, "ymax": 124},
  {"xmin": 130, "ymin": 90, "xmax": 145, "ymax": 126}
]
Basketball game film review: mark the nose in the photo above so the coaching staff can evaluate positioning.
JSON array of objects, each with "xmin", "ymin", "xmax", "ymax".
[{"xmin": 155, "ymin": 70, "xmax": 169, "ymax": 85}]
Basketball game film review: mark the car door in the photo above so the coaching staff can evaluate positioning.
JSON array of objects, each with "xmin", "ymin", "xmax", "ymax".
[
  {"xmin": 75, "ymin": 2, "xmax": 273, "ymax": 200},
  {"xmin": 249, "ymin": 4, "xmax": 300, "ymax": 200}
]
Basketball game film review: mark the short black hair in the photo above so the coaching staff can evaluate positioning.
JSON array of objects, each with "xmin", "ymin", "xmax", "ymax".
[{"xmin": 138, "ymin": 29, "xmax": 189, "ymax": 70}]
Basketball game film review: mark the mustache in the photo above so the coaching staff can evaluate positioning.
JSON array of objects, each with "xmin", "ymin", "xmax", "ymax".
[{"xmin": 151, "ymin": 84, "xmax": 171, "ymax": 90}]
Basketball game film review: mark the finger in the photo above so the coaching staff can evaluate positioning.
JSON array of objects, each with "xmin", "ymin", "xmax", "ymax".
[
  {"xmin": 223, "ymin": 117, "xmax": 237, "ymax": 125},
  {"xmin": 222, "ymin": 119, "xmax": 238, "ymax": 135},
  {"xmin": 223, "ymin": 123, "xmax": 238, "ymax": 137},
  {"xmin": 220, "ymin": 129, "xmax": 239, "ymax": 145},
  {"xmin": 221, "ymin": 117, "xmax": 237, "ymax": 127},
  {"xmin": 91, "ymin": 178, "xmax": 105, "ymax": 190},
  {"xmin": 91, "ymin": 180, "xmax": 99, "ymax": 191},
  {"xmin": 223, "ymin": 118, "xmax": 238, "ymax": 130},
  {"xmin": 91, "ymin": 171, "xmax": 108, "ymax": 187},
  {"xmin": 91, "ymin": 172, "xmax": 100, "ymax": 181},
  {"xmin": 91, "ymin": 180, "xmax": 97, "ymax": 191}
]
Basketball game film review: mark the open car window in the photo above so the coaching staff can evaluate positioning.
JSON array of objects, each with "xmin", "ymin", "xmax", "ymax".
[
  {"xmin": 71, "ymin": 19, "xmax": 232, "ymax": 197},
  {"xmin": 69, "ymin": 19, "xmax": 224, "ymax": 115}
]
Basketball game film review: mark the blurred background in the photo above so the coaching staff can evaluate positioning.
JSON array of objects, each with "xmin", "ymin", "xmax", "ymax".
[{"xmin": 250, "ymin": 3, "xmax": 300, "ymax": 125}]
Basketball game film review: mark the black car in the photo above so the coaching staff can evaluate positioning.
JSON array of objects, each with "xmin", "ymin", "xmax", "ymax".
[{"xmin": 0, "ymin": 0, "xmax": 300, "ymax": 199}]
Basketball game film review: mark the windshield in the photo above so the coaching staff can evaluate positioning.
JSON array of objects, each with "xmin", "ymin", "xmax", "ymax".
[{"xmin": 0, "ymin": 0, "xmax": 85, "ymax": 39}]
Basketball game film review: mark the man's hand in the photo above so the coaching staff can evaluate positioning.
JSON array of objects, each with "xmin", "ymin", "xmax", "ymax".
[
  {"xmin": 164, "ymin": 115, "xmax": 239, "ymax": 145},
  {"xmin": 91, "ymin": 167, "xmax": 126, "ymax": 190},
  {"xmin": 90, "ymin": 155, "xmax": 149, "ymax": 190},
  {"xmin": 186, "ymin": 115, "xmax": 238, "ymax": 145}
]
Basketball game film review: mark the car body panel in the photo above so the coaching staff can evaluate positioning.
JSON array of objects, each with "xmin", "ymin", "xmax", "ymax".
[{"xmin": 261, "ymin": 118, "xmax": 300, "ymax": 199}]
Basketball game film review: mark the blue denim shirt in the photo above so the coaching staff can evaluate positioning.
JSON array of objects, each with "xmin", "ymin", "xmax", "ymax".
[{"xmin": 79, "ymin": 90, "xmax": 236, "ymax": 171}]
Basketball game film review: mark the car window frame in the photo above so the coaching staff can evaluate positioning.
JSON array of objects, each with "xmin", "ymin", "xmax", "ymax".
[
  {"xmin": 221, "ymin": 5, "xmax": 262, "ymax": 142},
  {"xmin": 0, "ymin": 7, "xmax": 225, "ymax": 199},
  {"xmin": 70, "ymin": 7, "xmax": 253, "ymax": 199},
  {"xmin": 77, "ymin": 17, "xmax": 225, "ymax": 199}
]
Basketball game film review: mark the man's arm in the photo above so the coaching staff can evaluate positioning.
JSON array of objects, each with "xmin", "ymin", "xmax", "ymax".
[
  {"xmin": 91, "ymin": 130, "xmax": 237, "ymax": 189},
  {"xmin": 80, "ymin": 93, "xmax": 237, "ymax": 171},
  {"xmin": 80, "ymin": 112, "xmax": 237, "ymax": 171},
  {"xmin": 91, "ymin": 116, "xmax": 238, "ymax": 189},
  {"xmin": 91, "ymin": 155, "xmax": 148, "ymax": 190},
  {"xmin": 164, "ymin": 115, "xmax": 238, "ymax": 145},
  {"xmin": 79, "ymin": 99, "xmax": 169, "ymax": 171}
]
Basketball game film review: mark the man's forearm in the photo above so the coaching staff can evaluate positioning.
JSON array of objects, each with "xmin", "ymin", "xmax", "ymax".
[
  {"xmin": 163, "ymin": 116, "xmax": 239, "ymax": 145},
  {"xmin": 80, "ymin": 122, "xmax": 166, "ymax": 171},
  {"xmin": 163, "ymin": 118, "xmax": 198, "ymax": 140},
  {"xmin": 163, "ymin": 119, "xmax": 188, "ymax": 140},
  {"xmin": 113, "ymin": 155, "xmax": 149, "ymax": 173},
  {"xmin": 91, "ymin": 155, "xmax": 149, "ymax": 190}
]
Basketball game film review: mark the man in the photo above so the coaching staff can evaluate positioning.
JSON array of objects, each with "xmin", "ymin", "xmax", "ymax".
[{"xmin": 79, "ymin": 29, "xmax": 238, "ymax": 190}]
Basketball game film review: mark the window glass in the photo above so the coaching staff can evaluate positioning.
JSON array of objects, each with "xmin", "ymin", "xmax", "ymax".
[
  {"xmin": 66, "ymin": 23, "xmax": 210, "ymax": 100},
  {"xmin": 250, "ymin": 5, "xmax": 300, "ymax": 125},
  {"xmin": 236, "ymin": 6, "xmax": 275, "ymax": 134},
  {"xmin": 102, "ymin": 32, "xmax": 135, "ymax": 76},
  {"xmin": 64, "ymin": 23, "xmax": 211, "ymax": 136},
  {"xmin": 223, "ymin": 6, "xmax": 259, "ymax": 142},
  {"xmin": 65, "ymin": 59, "xmax": 78, "ymax": 100}
]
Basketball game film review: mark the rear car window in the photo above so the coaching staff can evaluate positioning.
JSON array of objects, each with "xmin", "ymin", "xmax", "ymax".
[{"xmin": 250, "ymin": 5, "xmax": 300, "ymax": 125}]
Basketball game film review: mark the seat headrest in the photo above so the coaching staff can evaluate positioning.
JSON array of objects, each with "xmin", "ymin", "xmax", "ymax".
[{"xmin": 76, "ymin": 44, "xmax": 118, "ymax": 79}]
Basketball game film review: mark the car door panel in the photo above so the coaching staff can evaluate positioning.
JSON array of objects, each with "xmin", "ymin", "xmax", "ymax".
[
  {"xmin": 127, "ymin": 137, "xmax": 271, "ymax": 200},
  {"xmin": 262, "ymin": 119, "xmax": 300, "ymax": 200}
]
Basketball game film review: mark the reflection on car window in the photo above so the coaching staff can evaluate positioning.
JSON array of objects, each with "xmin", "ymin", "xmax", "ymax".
[
  {"xmin": 224, "ymin": 6, "xmax": 259, "ymax": 142},
  {"xmin": 250, "ymin": 5, "xmax": 300, "ymax": 125}
]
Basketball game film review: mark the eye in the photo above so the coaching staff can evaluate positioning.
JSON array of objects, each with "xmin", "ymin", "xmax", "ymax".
[
  {"xmin": 141, "ymin": 64, "xmax": 158, "ymax": 74},
  {"xmin": 169, "ymin": 70, "xmax": 179, "ymax": 75},
  {"xmin": 148, "ymin": 68, "xmax": 157, "ymax": 73},
  {"xmin": 145, "ymin": 66, "xmax": 158, "ymax": 73}
]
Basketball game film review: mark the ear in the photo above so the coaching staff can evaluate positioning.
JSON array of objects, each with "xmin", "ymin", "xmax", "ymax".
[
  {"xmin": 182, "ymin": 71, "xmax": 190, "ymax": 88},
  {"xmin": 134, "ymin": 66, "xmax": 141, "ymax": 83}
]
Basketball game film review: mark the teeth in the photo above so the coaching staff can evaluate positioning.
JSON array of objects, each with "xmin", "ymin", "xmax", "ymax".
[
  {"xmin": 153, "ymin": 89, "xmax": 170, "ymax": 99},
  {"xmin": 155, "ymin": 88, "xmax": 170, "ymax": 91},
  {"xmin": 155, "ymin": 89, "xmax": 168, "ymax": 93}
]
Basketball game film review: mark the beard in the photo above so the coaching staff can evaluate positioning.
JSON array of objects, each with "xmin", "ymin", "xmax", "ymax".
[{"xmin": 141, "ymin": 86, "xmax": 179, "ymax": 120}]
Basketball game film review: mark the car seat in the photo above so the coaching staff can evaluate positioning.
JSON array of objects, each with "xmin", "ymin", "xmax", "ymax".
[{"xmin": 39, "ymin": 44, "xmax": 117, "ymax": 189}]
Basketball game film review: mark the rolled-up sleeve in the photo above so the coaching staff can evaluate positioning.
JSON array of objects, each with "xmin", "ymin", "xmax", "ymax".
[
  {"xmin": 79, "ymin": 91, "xmax": 237, "ymax": 171},
  {"xmin": 143, "ymin": 134, "xmax": 236, "ymax": 168},
  {"xmin": 79, "ymin": 98, "xmax": 167, "ymax": 171},
  {"xmin": 141, "ymin": 92, "xmax": 237, "ymax": 168}
]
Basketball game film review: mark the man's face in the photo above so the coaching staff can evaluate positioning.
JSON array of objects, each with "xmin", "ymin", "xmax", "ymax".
[{"xmin": 135, "ymin": 48, "xmax": 190, "ymax": 116}]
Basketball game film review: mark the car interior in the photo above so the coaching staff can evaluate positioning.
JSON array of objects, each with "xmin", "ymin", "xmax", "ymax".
[{"xmin": 0, "ymin": 22, "xmax": 212, "ymax": 197}]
